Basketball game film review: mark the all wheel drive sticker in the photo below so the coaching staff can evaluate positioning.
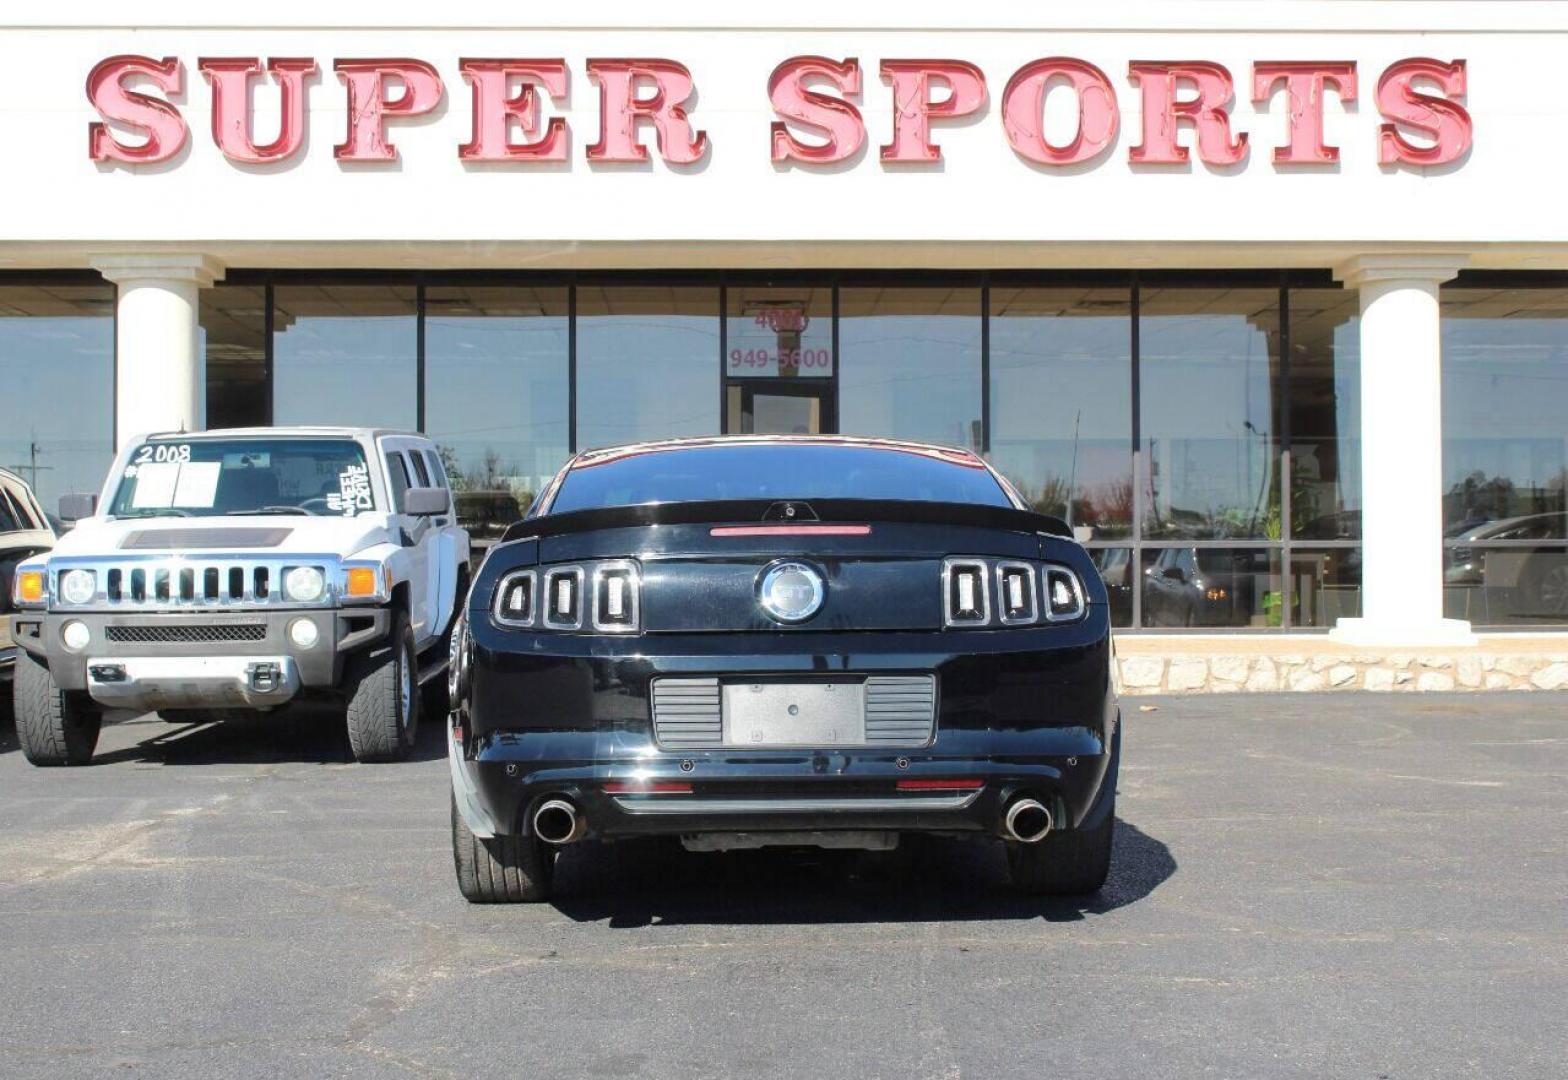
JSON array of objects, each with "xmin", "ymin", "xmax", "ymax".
[
  {"xmin": 327, "ymin": 464, "xmax": 374, "ymax": 517},
  {"xmin": 84, "ymin": 54, "xmax": 1472, "ymax": 170}
]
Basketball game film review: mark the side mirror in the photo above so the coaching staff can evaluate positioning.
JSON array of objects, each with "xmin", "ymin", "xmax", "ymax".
[
  {"xmin": 58, "ymin": 493, "xmax": 97, "ymax": 523},
  {"xmin": 403, "ymin": 486, "xmax": 447, "ymax": 517}
]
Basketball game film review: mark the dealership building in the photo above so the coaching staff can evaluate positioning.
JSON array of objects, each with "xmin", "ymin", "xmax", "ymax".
[{"xmin": 4, "ymin": 2, "xmax": 1568, "ymax": 688}]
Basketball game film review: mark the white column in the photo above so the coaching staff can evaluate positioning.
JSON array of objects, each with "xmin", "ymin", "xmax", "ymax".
[
  {"xmin": 1332, "ymin": 253, "xmax": 1474, "ymax": 647},
  {"xmin": 93, "ymin": 254, "xmax": 224, "ymax": 449}
]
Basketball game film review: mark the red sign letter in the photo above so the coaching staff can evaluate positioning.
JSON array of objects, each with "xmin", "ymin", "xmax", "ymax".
[
  {"xmin": 1377, "ymin": 58, "xmax": 1471, "ymax": 167},
  {"xmin": 333, "ymin": 59, "xmax": 444, "ymax": 163},
  {"xmin": 199, "ymin": 57, "xmax": 317, "ymax": 165},
  {"xmin": 457, "ymin": 59, "xmax": 569, "ymax": 162},
  {"xmin": 1001, "ymin": 57, "xmax": 1119, "ymax": 166},
  {"xmin": 1252, "ymin": 62, "xmax": 1356, "ymax": 165},
  {"xmin": 86, "ymin": 55, "xmax": 187, "ymax": 164},
  {"xmin": 1128, "ymin": 61, "xmax": 1248, "ymax": 166},
  {"xmin": 878, "ymin": 60, "xmax": 986, "ymax": 164},
  {"xmin": 585, "ymin": 59, "xmax": 707, "ymax": 165},
  {"xmin": 769, "ymin": 56, "xmax": 864, "ymax": 165}
]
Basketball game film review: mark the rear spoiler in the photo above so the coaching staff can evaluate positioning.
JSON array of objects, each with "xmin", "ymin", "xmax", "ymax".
[{"xmin": 499, "ymin": 498, "xmax": 1071, "ymax": 543}]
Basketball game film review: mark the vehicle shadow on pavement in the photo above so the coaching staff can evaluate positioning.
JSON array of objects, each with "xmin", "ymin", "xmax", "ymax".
[
  {"xmin": 86, "ymin": 705, "xmax": 449, "ymax": 766},
  {"xmin": 548, "ymin": 819, "xmax": 1175, "ymax": 927},
  {"xmin": 0, "ymin": 698, "xmax": 16, "ymax": 755}
]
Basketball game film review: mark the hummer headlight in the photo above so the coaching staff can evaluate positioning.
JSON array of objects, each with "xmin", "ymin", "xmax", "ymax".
[
  {"xmin": 60, "ymin": 569, "xmax": 97, "ymax": 605},
  {"xmin": 283, "ymin": 566, "xmax": 326, "ymax": 602}
]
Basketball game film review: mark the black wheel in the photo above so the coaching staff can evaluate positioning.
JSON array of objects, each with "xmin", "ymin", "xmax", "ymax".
[
  {"xmin": 344, "ymin": 609, "xmax": 418, "ymax": 763},
  {"xmin": 451, "ymin": 789, "xmax": 553, "ymax": 903},
  {"xmin": 13, "ymin": 649, "xmax": 101, "ymax": 766},
  {"xmin": 1006, "ymin": 809, "xmax": 1114, "ymax": 895}
]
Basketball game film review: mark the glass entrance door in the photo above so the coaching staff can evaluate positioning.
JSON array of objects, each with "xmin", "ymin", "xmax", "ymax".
[{"xmin": 726, "ymin": 382, "xmax": 834, "ymax": 435}]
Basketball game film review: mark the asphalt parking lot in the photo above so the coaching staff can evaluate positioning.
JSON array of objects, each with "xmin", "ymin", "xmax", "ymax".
[{"xmin": 0, "ymin": 694, "xmax": 1564, "ymax": 1080}]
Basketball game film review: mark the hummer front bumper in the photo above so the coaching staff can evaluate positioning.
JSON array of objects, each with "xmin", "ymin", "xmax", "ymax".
[
  {"xmin": 11, "ymin": 608, "xmax": 389, "ymax": 709},
  {"xmin": 85, "ymin": 654, "xmax": 303, "ymax": 709}
]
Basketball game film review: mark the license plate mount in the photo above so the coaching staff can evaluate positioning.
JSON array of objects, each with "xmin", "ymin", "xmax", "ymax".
[{"xmin": 721, "ymin": 680, "xmax": 867, "ymax": 747}]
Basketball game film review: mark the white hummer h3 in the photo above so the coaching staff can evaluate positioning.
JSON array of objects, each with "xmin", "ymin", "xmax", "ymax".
[{"xmin": 9, "ymin": 428, "xmax": 469, "ymax": 764}]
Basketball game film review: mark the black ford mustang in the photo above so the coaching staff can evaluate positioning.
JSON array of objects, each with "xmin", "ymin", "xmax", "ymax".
[{"xmin": 446, "ymin": 436, "xmax": 1120, "ymax": 902}]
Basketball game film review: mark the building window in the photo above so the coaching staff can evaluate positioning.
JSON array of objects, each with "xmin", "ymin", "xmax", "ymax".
[
  {"xmin": 989, "ymin": 285, "xmax": 1132, "ymax": 538},
  {"xmin": 839, "ymin": 287, "xmax": 982, "ymax": 449},
  {"xmin": 1290, "ymin": 548, "xmax": 1361, "ymax": 628},
  {"xmin": 272, "ymin": 284, "xmax": 418, "ymax": 430},
  {"xmin": 1441, "ymin": 287, "xmax": 1568, "ymax": 626},
  {"xmin": 1285, "ymin": 288, "xmax": 1362, "ymax": 625},
  {"xmin": 723, "ymin": 283, "xmax": 834, "ymax": 435},
  {"xmin": 725, "ymin": 284, "xmax": 833, "ymax": 379},
  {"xmin": 575, "ymin": 286, "xmax": 720, "ymax": 449},
  {"xmin": 0, "ymin": 281, "xmax": 115, "ymax": 515},
  {"xmin": 201, "ymin": 283, "xmax": 268, "ymax": 429},
  {"xmin": 1139, "ymin": 287, "xmax": 1282, "ymax": 540},
  {"xmin": 424, "ymin": 285, "xmax": 569, "ymax": 519},
  {"xmin": 1288, "ymin": 289, "xmax": 1361, "ymax": 539}
]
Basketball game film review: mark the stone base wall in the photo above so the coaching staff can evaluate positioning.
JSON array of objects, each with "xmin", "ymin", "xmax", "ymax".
[{"xmin": 1114, "ymin": 636, "xmax": 1568, "ymax": 694}]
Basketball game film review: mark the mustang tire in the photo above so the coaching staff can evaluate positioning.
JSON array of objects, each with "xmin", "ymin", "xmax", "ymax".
[
  {"xmin": 345, "ymin": 610, "xmax": 418, "ymax": 763},
  {"xmin": 451, "ymin": 790, "xmax": 554, "ymax": 903},
  {"xmin": 14, "ymin": 649, "xmax": 102, "ymax": 767},
  {"xmin": 1006, "ymin": 807, "xmax": 1114, "ymax": 896}
]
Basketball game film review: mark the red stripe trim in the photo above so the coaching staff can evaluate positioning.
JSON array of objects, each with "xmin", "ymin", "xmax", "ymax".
[
  {"xmin": 709, "ymin": 524, "xmax": 872, "ymax": 537},
  {"xmin": 895, "ymin": 778, "xmax": 984, "ymax": 791},
  {"xmin": 603, "ymin": 781, "xmax": 693, "ymax": 794}
]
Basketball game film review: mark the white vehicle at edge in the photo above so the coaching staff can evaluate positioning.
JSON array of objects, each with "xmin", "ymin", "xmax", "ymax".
[{"xmin": 8, "ymin": 427, "xmax": 469, "ymax": 765}]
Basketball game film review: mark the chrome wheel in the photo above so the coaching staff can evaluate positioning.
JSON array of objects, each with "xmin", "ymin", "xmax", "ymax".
[{"xmin": 398, "ymin": 648, "xmax": 413, "ymax": 732}]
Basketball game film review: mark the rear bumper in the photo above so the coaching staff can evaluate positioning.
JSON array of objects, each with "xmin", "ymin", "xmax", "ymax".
[
  {"xmin": 453, "ymin": 621, "xmax": 1117, "ymax": 840},
  {"xmin": 452, "ymin": 725, "xmax": 1116, "ymax": 842}
]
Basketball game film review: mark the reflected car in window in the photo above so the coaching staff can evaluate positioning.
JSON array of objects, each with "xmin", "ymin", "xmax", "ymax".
[
  {"xmin": 1090, "ymin": 548, "xmax": 1134, "ymax": 626},
  {"xmin": 1445, "ymin": 512, "xmax": 1568, "ymax": 620},
  {"xmin": 1143, "ymin": 547, "xmax": 1272, "ymax": 628},
  {"xmin": 455, "ymin": 490, "xmax": 524, "ymax": 541}
]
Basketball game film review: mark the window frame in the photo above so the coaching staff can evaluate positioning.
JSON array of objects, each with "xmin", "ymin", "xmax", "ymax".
[
  {"xmin": 386, "ymin": 450, "xmax": 413, "ymax": 513},
  {"xmin": 214, "ymin": 268, "xmax": 1384, "ymax": 632}
]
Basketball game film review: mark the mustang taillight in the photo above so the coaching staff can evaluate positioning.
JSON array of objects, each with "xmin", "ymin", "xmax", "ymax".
[
  {"xmin": 944, "ymin": 556, "xmax": 1086, "ymax": 627},
  {"xmin": 592, "ymin": 562, "xmax": 640, "ymax": 633},
  {"xmin": 996, "ymin": 562, "xmax": 1037, "ymax": 623},
  {"xmin": 544, "ymin": 567, "xmax": 584, "ymax": 629},
  {"xmin": 492, "ymin": 570, "xmax": 535, "ymax": 628},
  {"xmin": 1043, "ymin": 566, "xmax": 1086, "ymax": 622},
  {"xmin": 493, "ymin": 561, "xmax": 641, "ymax": 633},
  {"xmin": 944, "ymin": 559, "xmax": 989, "ymax": 626}
]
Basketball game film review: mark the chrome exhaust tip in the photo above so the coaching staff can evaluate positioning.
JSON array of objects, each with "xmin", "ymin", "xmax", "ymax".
[
  {"xmin": 532, "ymin": 798, "xmax": 586, "ymax": 845},
  {"xmin": 1003, "ymin": 798, "xmax": 1053, "ymax": 844}
]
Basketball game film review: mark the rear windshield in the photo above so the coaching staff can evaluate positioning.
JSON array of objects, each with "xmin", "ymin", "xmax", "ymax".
[
  {"xmin": 548, "ymin": 444, "xmax": 1012, "ymax": 513},
  {"xmin": 108, "ymin": 438, "xmax": 375, "ymax": 519}
]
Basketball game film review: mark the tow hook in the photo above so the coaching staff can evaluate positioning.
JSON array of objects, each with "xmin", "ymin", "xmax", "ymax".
[{"xmin": 248, "ymin": 662, "xmax": 282, "ymax": 693}]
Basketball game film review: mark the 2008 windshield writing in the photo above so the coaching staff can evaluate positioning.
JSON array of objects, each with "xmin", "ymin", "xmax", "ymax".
[{"xmin": 108, "ymin": 439, "xmax": 376, "ymax": 519}]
